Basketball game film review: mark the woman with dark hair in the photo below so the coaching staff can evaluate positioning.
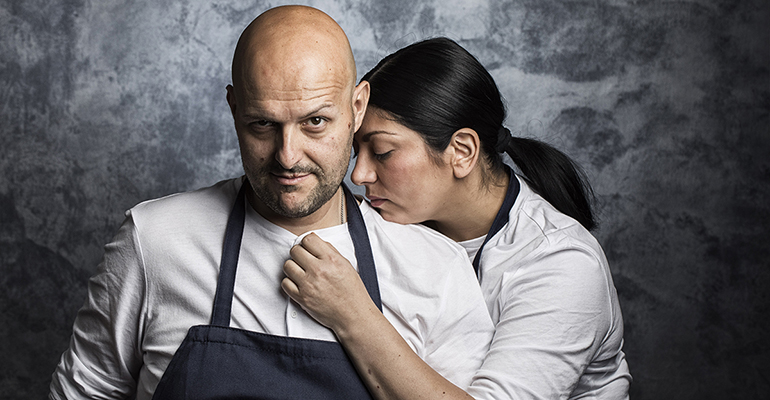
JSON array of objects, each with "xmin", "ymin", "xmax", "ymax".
[{"xmin": 282, "ymin": 37, "xmax": 631, "ymax": 399}]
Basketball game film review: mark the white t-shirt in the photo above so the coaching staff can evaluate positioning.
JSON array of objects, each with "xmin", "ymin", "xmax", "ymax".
[
  {"xmin": 464, "ymin": 175, "xmax": 631, "ymax": 400},
  {"xmin": 50, "ymin": 177, "xmax": 494, "ymax": 400}
]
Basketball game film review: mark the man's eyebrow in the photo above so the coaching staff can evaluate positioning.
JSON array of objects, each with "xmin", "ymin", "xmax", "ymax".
[
  {"xmin": 299, "ymin": 103, "xmax": 335, "ymax": 120},
  {"xmin": 360, "ymin": 130, "xmax": 397, "ymax": 142}
]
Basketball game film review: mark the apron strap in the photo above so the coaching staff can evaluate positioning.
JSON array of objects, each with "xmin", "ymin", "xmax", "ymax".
[
  {"xmin": 211, "ymin": 181, "xmax": 382, "ymax": 326},
  {"xmin": 471, "ymin": 167, "xmax": 519, "ymax": 281},
  {"xmin": 211, "ymin": 182, "xmax": 248, "ymax": 327},
  {"xmin": 342, "ymin": 184, "xmax": 382, "ymax": 311}
]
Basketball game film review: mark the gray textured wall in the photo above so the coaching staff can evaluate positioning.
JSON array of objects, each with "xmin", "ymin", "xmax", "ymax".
[{"xmin": 1, "ymin": 0, "xmax": 768, "ymax": 398}]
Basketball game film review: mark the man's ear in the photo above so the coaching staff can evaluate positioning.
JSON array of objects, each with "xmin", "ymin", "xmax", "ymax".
[
  {"xmin": 351, "ymin": 81, "xmax": 370, "ymax": 131},
  {"xmin": 448, "ymin": 128, "xmax": 480, "ymax": 179},
  {"xmin": 226, "ymin": 84, "xmax": 237, "ymax": 118}
]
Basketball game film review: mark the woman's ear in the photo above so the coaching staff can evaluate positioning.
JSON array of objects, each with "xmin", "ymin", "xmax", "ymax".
[{"xmin": 448, "ymin": 128, "xmax": 480, "ymax": 179}]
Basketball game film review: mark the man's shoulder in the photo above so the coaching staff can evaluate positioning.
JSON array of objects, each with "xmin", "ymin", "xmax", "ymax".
[
  {"xmin": 128, "ymin": 177, "xmax": 242, "ymax": 227},
  {"xmin": 359, "ymin": 201, "xmax": 468, "ymax": 261},
  {"xmin": 361, "ymin": 202, "xmax": 448, "ymax": 241}
]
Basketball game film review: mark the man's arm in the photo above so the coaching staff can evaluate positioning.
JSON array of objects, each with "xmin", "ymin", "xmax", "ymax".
[{"xmin": 50, "ymin": 213, "xmax": 146, "ymax": 399}]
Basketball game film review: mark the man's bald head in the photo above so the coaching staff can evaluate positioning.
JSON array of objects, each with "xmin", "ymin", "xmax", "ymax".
[
  {"xmin": 225, "ymin": 6, "xmax": 369, "ymax": 226},
  {"xmin": 231, "ymin": 5, "xmax": 357, "ymax": 97}
]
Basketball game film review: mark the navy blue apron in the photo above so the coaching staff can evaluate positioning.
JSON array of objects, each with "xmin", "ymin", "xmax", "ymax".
[
  {"xmin": 471, "ymin": 167, "xmax": 519, "ymax": 281},
  {"xmin": 152, "ymin": 182, "xmax": 380, "ymax": 399}
]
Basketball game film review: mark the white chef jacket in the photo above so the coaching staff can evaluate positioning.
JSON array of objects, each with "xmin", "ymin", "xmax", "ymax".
[
  {"xmin": 50, "ymin": 177, "xmax": 494, "ymax": 400},
  {"xmin": 465, "ymin": 175, "xmax": 631, "ymax": 399}
]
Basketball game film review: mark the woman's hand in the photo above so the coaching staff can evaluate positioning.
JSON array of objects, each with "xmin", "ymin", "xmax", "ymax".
[
  {"xmin": 283, "ymin": 234, "xmax": 474, "ymax": 400},
  {"xmin": 281, "ymin": 233, "xmax": 375, "ymax": 331}
]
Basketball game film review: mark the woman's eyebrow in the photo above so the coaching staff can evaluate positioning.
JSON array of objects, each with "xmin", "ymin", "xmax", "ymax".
[{"xmin": 359, "ymin": 130, "xmax": 396, "ymax": 142}]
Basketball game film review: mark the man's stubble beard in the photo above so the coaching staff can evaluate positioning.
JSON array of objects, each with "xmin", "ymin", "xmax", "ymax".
[
  {"xmin": 247, "ymin": 161, "xmax": 345, "ymax": 219},
  {"xmin": 246, "ymin": 134, "xmax": 353, "ymax": 219}
]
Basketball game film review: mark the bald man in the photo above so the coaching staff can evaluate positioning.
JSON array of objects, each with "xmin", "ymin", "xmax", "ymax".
[{"xmin": 50, "ymin": 6, "xmax": 493, "ymax": 399}]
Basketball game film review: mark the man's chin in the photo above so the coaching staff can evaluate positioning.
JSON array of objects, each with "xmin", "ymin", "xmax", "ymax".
[
  {"xmin": 275, "ymin": 202, "xmax": 315, "ymax": 218},
  {"xmin": 249, "ymin": 175, "xmax": 342, "ymax": 220},
  {"xmin": 268, "ymin": 189, "xmax": 327, "ymax": 219}
]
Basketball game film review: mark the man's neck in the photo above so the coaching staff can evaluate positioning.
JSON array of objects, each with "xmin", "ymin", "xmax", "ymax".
[{"xmin": 247, "ymin": 186, "xmax": 346, "ymax": 236}]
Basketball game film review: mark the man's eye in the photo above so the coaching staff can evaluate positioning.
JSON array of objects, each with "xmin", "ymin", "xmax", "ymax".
[
  {"xmin": 303, "ymin": 116, "xmax": 328, "ymax": 132},
  {"xmin": 250, "ymin": 120, "xmax": 273, "ymax": 128}
]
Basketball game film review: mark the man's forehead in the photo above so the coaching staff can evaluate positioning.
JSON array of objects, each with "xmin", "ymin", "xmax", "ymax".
[
  {"xmin": 233, "ymin": 14, "xmax": 356, "ymax": 102},
  {"xmin": 254, "ymin": 85, "xmax": 345, "ymax": 100},
  {"xmin": 243, "ymin": 49, "xmax": 349, "ymax": 88},
  {"xmin": 252, "ymin": 50, "xmax": 348, "ymax": 83}
]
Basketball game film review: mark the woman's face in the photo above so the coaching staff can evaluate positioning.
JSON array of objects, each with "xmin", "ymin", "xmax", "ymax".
[{"xmin": 351, "ymin": 108, "xmax": 454, "ymax": 225}]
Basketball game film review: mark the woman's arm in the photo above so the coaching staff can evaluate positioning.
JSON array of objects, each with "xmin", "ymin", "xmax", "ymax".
[
  {"xmin": 282, "ymin": 233, "xmax": 474, "ymax": 400},
  {"xmin": 466, "ymin": 245, "xmax": 625, "ymax": 399},
  {"xmin": 283, "ymin": 234, "xmax": 629, "ymax": 400}
]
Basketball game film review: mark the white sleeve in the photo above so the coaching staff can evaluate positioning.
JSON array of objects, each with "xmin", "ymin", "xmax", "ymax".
[
  {"xmin": 420, "ymin": 256, "xmax": 495, "ymax": 390},
  {"xmin": 50, "ymin": 212, "xmax": 147, "ymax": 399},
  {"xmin": 467, "ymin": 246, "xmax": 613, "ymax": 399}
]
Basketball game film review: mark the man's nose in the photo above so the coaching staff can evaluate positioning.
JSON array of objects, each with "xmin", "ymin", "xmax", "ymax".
[
  {"xmin": 351, "ymin": 153, "xmax": 376, "ymax": 186},
  {"xmin": 274, "ymin": 127, "xmax": 302, "ymax": 169}
]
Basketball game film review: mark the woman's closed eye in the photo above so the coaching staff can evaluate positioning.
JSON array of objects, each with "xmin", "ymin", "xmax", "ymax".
[{"xmin": 373, "ymin": 150, "xmax": 393, "ymax": 161}]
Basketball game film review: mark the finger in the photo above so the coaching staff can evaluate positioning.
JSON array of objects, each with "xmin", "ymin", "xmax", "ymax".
[
  {"xmin": 300, "ymin": 233, "xmax": 340, "ymax": 259},
  {"xmin": 298, "ymin": 233, "xmax": 328, "ymax": 258},
  {"xmin": 283, "ymin": 259, "xmax": 306, "ymax": 281},
  {"xmin": 289, "ymin": 242, "xmax": 318, "ymax": 267},
  {"xmin": 281, "ymin": 276, "xmax": 300, "ymax": 300}
]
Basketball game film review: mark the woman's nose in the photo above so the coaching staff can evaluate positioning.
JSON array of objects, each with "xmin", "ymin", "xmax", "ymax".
[{"xmin": 351, "ymin": 153, "xmax": 376, "ymax": 186}]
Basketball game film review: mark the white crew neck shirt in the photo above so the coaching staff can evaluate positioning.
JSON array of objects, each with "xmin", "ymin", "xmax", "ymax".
[{"xmin": 51, "ymin": 177, "xmax": 494, "ymax": 399}]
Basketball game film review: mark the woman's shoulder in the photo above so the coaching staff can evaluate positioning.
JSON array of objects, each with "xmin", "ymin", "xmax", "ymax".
[
  {"xmin": 479, "ymin": 176, "xmax": 611, "ymax": 289},
  {"xmin": 509, "ymin": 175, "xmax": 604, "ymax": 257},
  {"xmin": 484, "ymin": 179, "xmax": 619, "ymax": 323}
]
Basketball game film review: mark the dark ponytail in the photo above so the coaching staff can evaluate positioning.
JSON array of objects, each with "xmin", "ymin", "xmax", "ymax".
[{"xmin": 364, "ymin": 37, "xmax": 596, "ymax": 230}]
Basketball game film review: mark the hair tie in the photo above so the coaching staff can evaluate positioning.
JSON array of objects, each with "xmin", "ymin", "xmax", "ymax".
[{"xmin": 495, "ymin": 127, "xmax": 512, "ymax": 153}]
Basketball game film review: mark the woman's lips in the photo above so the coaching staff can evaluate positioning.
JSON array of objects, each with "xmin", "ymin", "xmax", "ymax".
[{"xmin": 366, "ymin": 195, "xmax": 387, "ymax": 208}]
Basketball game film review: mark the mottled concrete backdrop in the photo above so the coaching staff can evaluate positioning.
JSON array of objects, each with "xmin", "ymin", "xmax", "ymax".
[{"xmin": 1, "ymin": 0, "xmax": 768, "ymax": 398}]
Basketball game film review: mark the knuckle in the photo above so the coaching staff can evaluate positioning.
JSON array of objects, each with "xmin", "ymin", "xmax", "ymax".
[
  {"xmin": 289, "ymin": 244, "xmax": 300, "ymax": 257},
  {"xmin": 302, "ymin": 234, "xmax": 314, "ymax": 246}
]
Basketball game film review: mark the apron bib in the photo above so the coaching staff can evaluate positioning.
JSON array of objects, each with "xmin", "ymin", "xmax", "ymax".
[{"xmin": 152, "ymin": 183, "xmax": 379, "ymax": 399}]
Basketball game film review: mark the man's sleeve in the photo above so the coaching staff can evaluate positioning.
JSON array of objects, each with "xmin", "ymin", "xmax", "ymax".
[
  {"xmin": 50, "ymin": 212, "xmax": 147, "ymax": 399},
  {"xmin": 420, "ymin": 253, "xmax": 495, "ymax": 390}
]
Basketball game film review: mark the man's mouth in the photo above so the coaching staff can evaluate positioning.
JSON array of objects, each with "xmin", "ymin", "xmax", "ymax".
[{"xmin": 271, "ymin": 172, "xmax": 311, "ymax": 186}]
